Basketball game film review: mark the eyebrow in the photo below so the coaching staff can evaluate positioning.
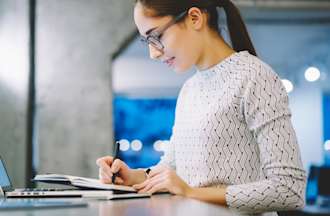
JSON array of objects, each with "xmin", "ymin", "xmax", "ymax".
[{"xmin": 145, "ymin": 27, "xmax": 157, "ymax": 36}]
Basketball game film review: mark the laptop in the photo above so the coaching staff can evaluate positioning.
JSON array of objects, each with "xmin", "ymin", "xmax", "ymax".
[{"xmin": 0, "ymin": 157, "xmax": 113, "ymax": 198}]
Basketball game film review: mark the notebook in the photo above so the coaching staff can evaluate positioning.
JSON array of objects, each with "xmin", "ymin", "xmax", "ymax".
[
  {"xmin": 32, "ymin": 174, "xmax": 136, "ymax": 192},
  {"xmin": 0, "ymin": 156, "xmax": 150, "ymax": 199}
]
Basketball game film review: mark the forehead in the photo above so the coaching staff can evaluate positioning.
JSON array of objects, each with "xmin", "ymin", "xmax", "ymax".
[{"xmin": 134, "ymin": 3, "xmax": 172, "ymax": 36}]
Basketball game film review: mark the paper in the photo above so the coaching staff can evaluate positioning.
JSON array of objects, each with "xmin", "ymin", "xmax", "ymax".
[{"xmin": 33, "ymin": 174, "xmax": 136, "ymax": 192}]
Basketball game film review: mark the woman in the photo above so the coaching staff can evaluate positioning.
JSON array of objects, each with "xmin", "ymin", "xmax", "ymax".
[{"xmin": 96, "ymin": 0, "xmax": 306, "ymax": 215}]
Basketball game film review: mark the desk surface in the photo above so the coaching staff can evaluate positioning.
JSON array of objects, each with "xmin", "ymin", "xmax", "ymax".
[{"xmin": 0, "ymin": 194, "xmax": 235, "ymax": 216}]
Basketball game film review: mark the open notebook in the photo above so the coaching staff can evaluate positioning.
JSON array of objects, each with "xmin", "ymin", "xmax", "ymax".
[{"xmin": 33, "ymin": 174, "xmax": 136, "ymax": 192}]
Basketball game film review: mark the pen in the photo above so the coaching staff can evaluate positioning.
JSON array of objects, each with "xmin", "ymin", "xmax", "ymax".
[{"xmin": 111, "ymin": 141, "xmax": 120, "ymax": 184}]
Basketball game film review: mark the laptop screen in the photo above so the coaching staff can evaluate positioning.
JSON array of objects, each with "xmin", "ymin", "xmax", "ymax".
[{"xmin": 0, "ymin": 159, "xmax": 12, "ymax": 191}]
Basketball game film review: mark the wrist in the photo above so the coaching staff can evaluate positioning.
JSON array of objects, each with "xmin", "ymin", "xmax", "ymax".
[{"xmin": 183, "ymin": 185, "xmax": 194, "ymax": 197}]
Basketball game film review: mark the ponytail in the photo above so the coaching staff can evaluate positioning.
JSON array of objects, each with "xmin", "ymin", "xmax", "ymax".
[{"xmin": 218, "ymin": 0, "xmax": 257, "ymax": 56}]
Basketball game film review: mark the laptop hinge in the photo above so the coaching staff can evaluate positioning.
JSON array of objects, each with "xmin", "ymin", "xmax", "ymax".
[{"xmin": 0, "ymin": 186, "xmax": 5, "ymax": 198}]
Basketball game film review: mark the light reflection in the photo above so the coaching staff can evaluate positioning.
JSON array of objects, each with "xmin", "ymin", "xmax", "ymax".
[
  {"xmin": 119, "ymin": 139, "xmax": 130, "ymax": 151},
  {"xmin": 153, "ymin": 140, "xmax": 168, "ymax": 152},
  {"xmin": 281, "ymin": 79, "xmax": 294, "ymax": 93},
  {"xmin": 324, "ymin": 140, "xmax": 330, "ymax": 151},
  {"xmin": 131, "ymin": 139, "xmax": 143, "ymax": 151},
  {"xmin": 305, "ymin": 66, "xmax": 321, "ymax": 82}
]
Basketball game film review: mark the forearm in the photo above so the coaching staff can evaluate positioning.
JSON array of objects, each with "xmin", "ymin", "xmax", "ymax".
[{"xmin": 185, "ymin": 186, "xmax": 228, "ymax": 206}]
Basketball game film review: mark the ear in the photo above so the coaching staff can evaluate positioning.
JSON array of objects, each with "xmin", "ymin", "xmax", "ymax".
[{"xmin": 186, "ymin": 7, "xmax": 206, "ymax": 30}]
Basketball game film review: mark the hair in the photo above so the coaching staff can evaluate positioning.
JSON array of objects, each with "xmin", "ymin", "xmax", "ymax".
[{"xmin": 135, "ymin": 0, "xmax": 257, "ymax": 56}]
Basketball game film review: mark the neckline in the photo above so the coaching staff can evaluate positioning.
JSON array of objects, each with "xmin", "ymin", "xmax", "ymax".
[{"xmin": 195, "ymin": 51, "xmax": 248, "ymax": 79}]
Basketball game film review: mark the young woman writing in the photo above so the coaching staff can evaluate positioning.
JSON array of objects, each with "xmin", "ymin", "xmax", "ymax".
[{"xmin": 96, "ymin": 0, "xmax": 306, "ymax": 215}]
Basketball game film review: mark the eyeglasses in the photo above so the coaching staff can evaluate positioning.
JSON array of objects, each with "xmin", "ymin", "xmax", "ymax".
[{"xmin": 140, "ymin": 10, "xmax": 188, "ymax": 50}]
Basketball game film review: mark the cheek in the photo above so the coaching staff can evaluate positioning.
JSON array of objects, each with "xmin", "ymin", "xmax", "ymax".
[
  {"xmin": 175, "ymin": 45, "xmax": 199, "ymax": 72},
  {"xmin": 164, "ymin": 34, "xmax": 198, "ymax": 71},
  {"xmin": 163, "ymin": 28, "xmax": 188, "ymax": 55}
]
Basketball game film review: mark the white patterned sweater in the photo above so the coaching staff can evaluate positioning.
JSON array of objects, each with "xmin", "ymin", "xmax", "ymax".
[{"xmin": 158, "ymin": 51, "xmax": 306, "ymax": 215}]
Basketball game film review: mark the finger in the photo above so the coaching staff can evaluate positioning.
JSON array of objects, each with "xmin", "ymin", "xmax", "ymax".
[
  {"xmin": 148, "ymin": 165, "xmax": 167, "ymax": 178},
  {"xmin": 99, "ymin": 165, "xmax": 112, "ymax": 179},
  {"xmin": 99, "ymin": 169, "xmax": 112, "ymax": 180},
  {"xmin": 139, "ymin": 176, "xmax": 164, "ymax": 194},
  {"xmin": 133, "ymin": 179, "xmax": 149, "ymax": 190},
  {"xmin": 97, "ymin": 160, "xmax": 113, "ymax": 176},
  {"xmin": 99, "ymin": 173, "xmax": 111, "ymax": 184},
  {"xmin": 114, "ymin": 176, "xmax": 124, "ymax": 185},
  {"xmin": 99, "ymin": 168, "xmax": 112, "ymax": 180},
  {"xmin": 99, "ymin": 176, "xmax": 111, "ymax": 184},
  {"xmin": 111, "ymin": 159, "xmax": 124, "ymax": 173},
  {"xmin": 146, "ymin": 182, "xmax": 167, "ymax": 195},
  {"xmin": 96, "ymin": 156, "xmax": 114, "ymax": 166},
  {"xmin": 133, "ymin": 168, "xmax": 165, "ymax": 190}
]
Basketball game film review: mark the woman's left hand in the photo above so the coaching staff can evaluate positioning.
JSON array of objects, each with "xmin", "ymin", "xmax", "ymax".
[{"xmin": 132, "ymin": 165, "xmax": 191, "ymax": 196}]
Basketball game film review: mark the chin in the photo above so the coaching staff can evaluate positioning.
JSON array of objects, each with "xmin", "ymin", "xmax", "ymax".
[{"xmin": 173, "ymin": 64, "xmax": 192, "ymax": 74}]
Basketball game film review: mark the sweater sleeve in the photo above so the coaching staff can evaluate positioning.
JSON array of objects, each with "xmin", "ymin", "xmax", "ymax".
[
  {"xmin": 158, "ymin": 130, "xmax": 176, "ymax": 170},
  {"xmin": 225, "ymin": 62, "xmax": 306, "ymax": 213}
]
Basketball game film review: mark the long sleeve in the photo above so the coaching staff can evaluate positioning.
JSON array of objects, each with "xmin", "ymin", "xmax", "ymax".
[
  {"xmin": 225, "ymin": 61, "xmax": 307, "ymax": 213},
  {"xmin": 158, "ymin": 131, "xmax": 176, "ymax": 170}
]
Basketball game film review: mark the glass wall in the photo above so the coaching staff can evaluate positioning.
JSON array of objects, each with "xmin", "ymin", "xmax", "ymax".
[
  {"xmin": 323, "ymin": 92, "xmax": 330, "ymax": 164},
  {"xmin": 113, "ymin": 97, "xmax": 176, "ymax": 168}
]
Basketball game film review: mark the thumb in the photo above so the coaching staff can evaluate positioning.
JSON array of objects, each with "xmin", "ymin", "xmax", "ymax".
[{"xmin": 115, "ymin": 177, "xmax": 124, "ymax": 185}]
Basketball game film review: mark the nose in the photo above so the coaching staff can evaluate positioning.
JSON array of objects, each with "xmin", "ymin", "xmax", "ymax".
[{"xmin": 148, "ymin": 44, "xmax": 163, "ymax": 60}]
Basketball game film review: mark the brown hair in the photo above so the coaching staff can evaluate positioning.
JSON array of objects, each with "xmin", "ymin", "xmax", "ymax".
[{"xmin": 135, "ymin": 0, "xmax": 257, "ymax": 56}]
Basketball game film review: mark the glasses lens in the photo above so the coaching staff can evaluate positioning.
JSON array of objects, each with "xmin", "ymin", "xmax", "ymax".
[{"xmin": 148, "ymin": 36, "xmax": 163, "ymax": 50}]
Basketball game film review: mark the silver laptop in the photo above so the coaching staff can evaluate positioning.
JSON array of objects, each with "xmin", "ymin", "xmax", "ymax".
[{"xmin": 0, "ymin": 157, "xmax": 112, "ymax": 198}]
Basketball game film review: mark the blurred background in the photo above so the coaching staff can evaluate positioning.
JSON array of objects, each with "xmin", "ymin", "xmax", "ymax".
[{"xmin": 0, "ymin": 0, "xmax": 329, "ymax": 207}]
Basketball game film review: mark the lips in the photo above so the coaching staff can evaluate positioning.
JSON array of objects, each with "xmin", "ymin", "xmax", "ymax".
[{"xmin": 163, "ymin": 57, "xmax": 175, "ymax": 66}]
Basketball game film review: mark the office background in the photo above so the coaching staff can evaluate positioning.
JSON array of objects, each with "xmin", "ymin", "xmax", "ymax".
[{"xmin": 0, "ymin": 0, "xmax": 329, "ymax": 191}]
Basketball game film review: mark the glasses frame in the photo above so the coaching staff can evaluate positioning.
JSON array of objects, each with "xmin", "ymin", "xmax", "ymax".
[{"xmin": 140, "ymin": 10, "xmax": 188, "ymax": 50}]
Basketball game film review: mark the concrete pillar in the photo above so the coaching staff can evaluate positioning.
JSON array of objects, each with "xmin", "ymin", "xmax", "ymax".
[
  {"xmin": 36, "ymin": 0, "xmax": 136, "ymax": 177},
  {"xmin": 0, "ymin": 0, "xmax": 29, "ymax": 187}
]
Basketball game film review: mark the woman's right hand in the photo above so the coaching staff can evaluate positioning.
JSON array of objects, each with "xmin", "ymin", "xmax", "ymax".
[{"xmin": 96, "ymin": 156, "xmax": 133, "ymax": 186}]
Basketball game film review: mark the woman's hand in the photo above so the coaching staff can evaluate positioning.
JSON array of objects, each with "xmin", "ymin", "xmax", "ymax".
[
  {"xmin": 96, "ymin": 156, "xmax": 133, "ymax": 186},
  {"xmin": 132, "ymin": 165, "xmax": 192, "ymax": 196}
]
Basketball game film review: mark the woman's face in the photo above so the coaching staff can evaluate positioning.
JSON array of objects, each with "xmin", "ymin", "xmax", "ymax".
[{"xmin": 134, "ymin": 3, "xmax": 202, "ymax": 73}]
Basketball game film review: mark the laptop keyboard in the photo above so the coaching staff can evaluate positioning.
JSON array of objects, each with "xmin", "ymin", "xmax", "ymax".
[{"xmin": 21, "ymin": 188, "xmax": 77, "ymax": 192}]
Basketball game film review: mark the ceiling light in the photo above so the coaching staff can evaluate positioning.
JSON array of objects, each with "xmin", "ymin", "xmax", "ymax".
[
  {"xmin": 281, "ymin": 79, "xmax": 294, "ymax": 93},
  {"xmin": 305, "ymin": 66, "xmax": 320, "ymax": 82}
]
